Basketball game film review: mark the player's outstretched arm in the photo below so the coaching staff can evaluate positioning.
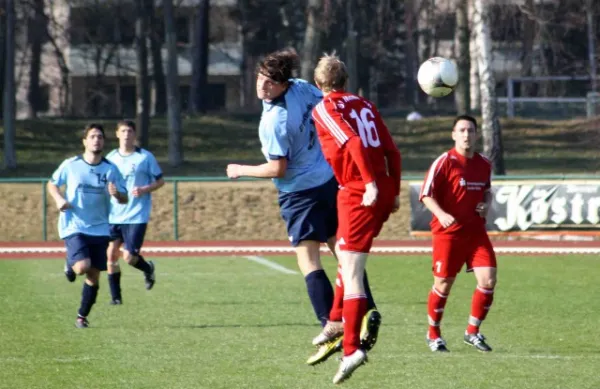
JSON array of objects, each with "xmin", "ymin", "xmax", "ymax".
[
  {"xmin": 227, "ymin": 159, "xmax": 287, "ymax": 180},
  {"xmin": 422, "ymin": 196, "xmax": 455, "ymax": 228},
  {"xmin": 47, "ymin": 181, "xmax": 70, "ymax": 211}
]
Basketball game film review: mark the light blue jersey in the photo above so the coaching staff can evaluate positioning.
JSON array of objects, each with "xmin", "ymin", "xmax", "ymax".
[
  {"xmin": 106, "ymin": 147, "xmax": 163, "ymax": 224},
  {"xmin": 259, "ymin": 78, "xmax": 334, "ymax": 192},
  {"xmin": 51, "ymin": 156, "xmax": 126, "ymax": 239}
]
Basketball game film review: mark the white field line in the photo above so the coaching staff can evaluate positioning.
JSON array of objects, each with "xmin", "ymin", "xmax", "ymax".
[
  {"xmin": 244, "ymin": 255, "xmax": 299, "ymax": 274},
  {"xmin": 2, "ymin": 245, "xmax": 600, "ymax": 255}
]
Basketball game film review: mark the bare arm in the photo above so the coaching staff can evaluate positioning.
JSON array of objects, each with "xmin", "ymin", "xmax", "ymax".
[
  {"xmin": 227, "ymin": 159, "xmax": 287, "ymax": 179},
  {"xmin": 476, "ymin": 190, "xmax": 493, "ymax": 218},
  {"xmin": 133, "ymin": 177, "xmax": 165, "ymax": 197},
  {"xmin": 108, "ymin": 182, "xmax": 128, "ymax": 204},
  {"xmin": 422, "ymin": 196, "xmax": 455, "ymax": 228},
  {"xmin": 47, "ymin": 181, "xmax": 70, "ymax": 211}
]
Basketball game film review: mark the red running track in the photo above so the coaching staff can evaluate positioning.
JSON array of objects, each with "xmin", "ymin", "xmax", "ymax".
[{"xmin": 1, "ymin": 240, "xmax": 600, "ymax": 259}]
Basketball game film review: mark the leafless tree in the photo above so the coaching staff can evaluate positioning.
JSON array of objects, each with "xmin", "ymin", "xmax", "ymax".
[
  {"xmin": 454, "ymin": 0, "xmax": 470, "ymax": 114},
  {"xmin": 468, "ymin": 0, "xmax": 480, "ymax": 112},
  {"xmin": 3, "ymin": 0, "xmax": 16, "ymax": 169},
  {"xmin": 345, "ymin": 0, "xmax": 358, "ymax": 94},
  {"xmin": 24, "ymin": 0, "xmax": 46, "ymax": 118},
  {"xmin": 300, "ymin": 0, "xmax": 324, "ymax": 82},
  {"xmin": 164, "ymin": 0, "xmax": 183, "ymax": 167},
  {"xmin": 472, "ymin": 0, "xmax": 504, "ymax": 174},
  {"xmin": 135, "ymin": 0, "xmax": 150, "ymax": 147},
  {"xmin": 189, "ymin": 0, "xmax": 210, "ymax": 114},
  {"xmin": 148, "ymin": 0, "xmax": 167, "ymax": 115}
]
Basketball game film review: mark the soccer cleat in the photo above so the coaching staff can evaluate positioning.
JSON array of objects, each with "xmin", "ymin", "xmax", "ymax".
[
  {"xmin": 312, "ymin": 321, "xmax": 344, "ymax": 346},
  {"xmin": 75, "ymin": 316, "xmax": 89, "ymax": 328},
  {"xmin": 109, "ymin": 299, "xmax": 122, "ymax": 305},
  {"xmin": 426, "ymin": 336, "xmax": 450, "ymax": 352},
  {"xmin": 332, "ymin": 349, "xmax": 368, "ymax": 384},
  {"xmin": 64, "ymin": 259, "xmax": 76, "ymax": 283},
  {"xmin": 144, "ymin": 261, "xmax": 155, "ymax": 290},
  {"xmin": 306, "ymin": 335, "xmax": 343, "ymax": 366},
  {"xmin": 360, "ymin": 309, "xmax": 382, "ymax": 351},
  {"xmin": 464, "ymin": 332, "xmax": 492, "ymax": 352}
]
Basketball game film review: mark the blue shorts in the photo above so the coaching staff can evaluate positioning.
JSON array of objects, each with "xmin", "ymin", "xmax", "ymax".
[
  {"xmin": 278, "ymin": 177, "xmax": 338, "ymax": 247},
  {"xmin": 109, "ymin": 224, "xmax": 147, "ymax": 255},
  {"xmin": 64, "ymin": 234, "xmax": 109, "ymax": 271}
]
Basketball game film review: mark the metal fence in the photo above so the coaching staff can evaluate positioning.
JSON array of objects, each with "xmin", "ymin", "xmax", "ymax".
[{"xmin": 4, "ymin": 174, "xmax": 600, "ymax": 241}]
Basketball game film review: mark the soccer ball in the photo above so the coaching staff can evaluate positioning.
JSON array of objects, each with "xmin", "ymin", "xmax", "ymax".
[{"xmin": 417, "ymin": 57, "xmax": 459, "ymax": 98}]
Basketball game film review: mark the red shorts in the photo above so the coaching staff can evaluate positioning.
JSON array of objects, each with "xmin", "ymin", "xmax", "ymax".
[
  {"xmin": 337, "ymin": 180, "xmax": 396, "ymax": 253},
  {"xmin": 431, "ymin": 231, "xmax": 496, "ymax": 278}
]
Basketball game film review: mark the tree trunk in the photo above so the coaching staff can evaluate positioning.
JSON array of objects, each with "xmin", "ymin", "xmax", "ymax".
[
  {"xmin": 135, "ymin": 0, "xmax": 150, "ymax": 148},
  {"xmin": 0, "ymin": 3, "xmax": 5, "ymax": 119},
  {"xmin": 300, "ymin": 0, "xmax": 323, "ymax": 82},
  {"xmin": 26, "ymin": 0, "xmax": 46, "ymax": 119},
  {"xmin": 468, "ymin": 0, "xmax": 481, "ymax": 112},
  {"xmin": 454, "ymin": 0, "xmax": 470, "ymax": 114},
  {"xmin": 473, "ymin": 0, "xmax": 504, "ymax": 175},
  {"xmin": 189, "ymin": 0, "xmax": 210, "ymax": 114},
  {"xmin": 164, "ymin": 0, "xmax": 183, "ymax": 167},
  {"xmin": 520, "ymin": 0, "xmax": 535, "ymax": 97},
  {"xmin": 403, "ymin": 0, "xmax": 418, "ymax": 106},
  {"xmin": 345, "ymin": 0, "xmax": 358, "ymax": 94},
  {"xmin": 3, "ymin": 0, "xmax": 16, "ymax": 169},
  {"xmin": 148, "ymin": 0, "xmax": 167, "ymax": 115}
]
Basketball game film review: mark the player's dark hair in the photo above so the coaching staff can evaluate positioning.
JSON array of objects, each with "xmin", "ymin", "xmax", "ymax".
[
  {"xmin": 256, "ymin": 48, "xmax": 300, "ymax": 83},
  {"xmin": 116, "ymin": 119, "xmax": 136, "ymax": 132},
  {"xmin": 83, "ymin": 123, "xmax": 105, "ymax": 138},
  {"xmin": 453, "ymin": 115, "xmax": 477, "ymax": 130}
]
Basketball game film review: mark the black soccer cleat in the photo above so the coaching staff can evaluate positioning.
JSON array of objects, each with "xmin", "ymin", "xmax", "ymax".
[
  {"xmin": 109, "ymin": 299, "xmax": 122, "ymax": 305},
  {"xmin": 144, "ymin": 261, "xmax": 156, "ymax": 290},
  {"xmin": 64, "ymin": 259, "xmax": 76, "ymax": 283},
  {"xmin": 75, "ymin": 316, "xmax": 89, "ymax": 328},
  {"xmin": 360, "ymin": 309, "xmax": 382, "ymax": 351},
  {"xmin": 426, "ymin": 336, "xmax": 450, "ymax": 352},
  {"xmin": 464, "ymin": 332, "xmax": 493, "ymax": 352}
]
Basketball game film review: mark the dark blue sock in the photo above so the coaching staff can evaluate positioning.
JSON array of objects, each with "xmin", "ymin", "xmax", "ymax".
[
  {"xmin": 305, "ymin": 269, "xmax": 334, "ymax": 326},
  {"xmin": 364, "ymin": 270, "xmax": 377, "ymax": 310},
  {"xmin": 78, "ymin": 283, "xmax": 99, "ymax": 318},
  {"xmin": 108, "ymin": 272, "xmax": 121, "ymax": 301},
  {"xmin": 132, "ymin": 255, "xmax": 152, "ymax": 273}
]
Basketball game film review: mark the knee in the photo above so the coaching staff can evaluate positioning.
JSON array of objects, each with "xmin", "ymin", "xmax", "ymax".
[
  {"xmin": 434, "ymin": 277, "xmax": 455, "ymax": 294},
  {"xmin": 73, "ymin": 260, "xmax": 91, "ymax": 275},
  {"xmin": 123, "ymin": 251, "xmax": 137, "ymax": 265},
  {"xmin": 479, "ymin": 277, "xmax": 497, "ymax": 289}
]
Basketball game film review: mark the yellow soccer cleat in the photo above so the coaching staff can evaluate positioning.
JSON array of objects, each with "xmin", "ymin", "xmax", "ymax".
[{"xmin": 306, "ymin": 335, "xmax": 343, "ymax": 366}]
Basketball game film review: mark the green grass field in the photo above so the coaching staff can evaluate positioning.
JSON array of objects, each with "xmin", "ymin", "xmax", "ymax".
[{"xmin": 1, "ymin": 254, "xmax": 598, "ymax": 389}]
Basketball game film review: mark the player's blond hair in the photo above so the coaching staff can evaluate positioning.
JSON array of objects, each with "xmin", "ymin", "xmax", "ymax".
[{"xmin": 314, "ymin": 52, "xmax": 348, "ymax": 93}]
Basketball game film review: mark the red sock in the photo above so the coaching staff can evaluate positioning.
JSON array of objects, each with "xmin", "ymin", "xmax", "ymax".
[
  {"xmin": 329, "ymin": 264, "xmax": 344, "ymax": 322},
  {"xmin": 342, "ymin": 295, "xmax": 367, "ymax": 356},
  {"xmin": 466, "ymin": 286, "xmax": 494, "ymax": 334},
  {"xmin": 427, "ymin": 286, "xmax": 448, "ymax": 339}
]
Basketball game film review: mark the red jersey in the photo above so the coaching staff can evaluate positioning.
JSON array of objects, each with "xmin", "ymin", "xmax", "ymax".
[
  {"xmin": 419, "ymin": 148, "xmax": 492, "ymax": 235},
  {"xmin": 311, "ymin": 91, "xmax": 401, "ymax": 194}
]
